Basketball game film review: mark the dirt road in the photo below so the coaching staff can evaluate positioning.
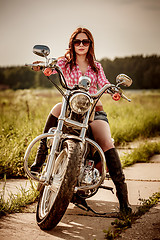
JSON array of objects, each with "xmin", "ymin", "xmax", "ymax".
[{"xmin": 0, "ymin": 154, "xmax": 160, "ymax": 240}]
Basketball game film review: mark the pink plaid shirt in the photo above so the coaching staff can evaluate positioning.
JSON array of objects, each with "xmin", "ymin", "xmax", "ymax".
[{"xmin": 52, "ymin": 58, "xmax": 110, "ymax": 94}]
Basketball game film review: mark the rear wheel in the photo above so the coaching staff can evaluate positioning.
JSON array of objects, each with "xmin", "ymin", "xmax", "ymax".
[{"xmin": 36, "ymin": 139, "xmax": 82, "ymax": 230}]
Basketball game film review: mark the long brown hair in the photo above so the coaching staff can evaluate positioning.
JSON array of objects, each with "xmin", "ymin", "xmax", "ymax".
[{"xmin": 65, "ymin": 27, "xmax": 99, "ymax": 73}]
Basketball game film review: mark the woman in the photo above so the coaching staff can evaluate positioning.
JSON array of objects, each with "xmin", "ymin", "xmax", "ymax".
[{"xmin": 31, "ymin": 27, "xmax": 131, "ymax": 214}]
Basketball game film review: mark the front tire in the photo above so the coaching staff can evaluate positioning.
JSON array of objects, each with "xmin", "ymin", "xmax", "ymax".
[{"xmin": 36, "ymin": 139, "xmax": 82, "ymax": 230}]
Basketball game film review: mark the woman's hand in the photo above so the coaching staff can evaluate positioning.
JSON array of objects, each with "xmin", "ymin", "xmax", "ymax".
[
  {"xmin": 32, "ymin": 61, "xmax": 44, "ymax": 71},
  {"xmin": 43, "ymin": 68, "xmax": 52, "ymax": 76},
  {"xmin": 112, "ymin": 92, "xmax": 121, "ymax": 101}
]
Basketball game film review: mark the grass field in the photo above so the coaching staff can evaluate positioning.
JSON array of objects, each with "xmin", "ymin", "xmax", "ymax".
[
  {"xmin": 102, "ymin": 90, "xmax": 160, "ymax": 144},
  {"xmin": 0, "ymin": 89, "xmax": 160, "ymax": 178}
]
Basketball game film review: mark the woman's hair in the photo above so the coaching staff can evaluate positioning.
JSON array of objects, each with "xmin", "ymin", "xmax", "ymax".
[{"xmin": 65, "ymin": 27, "xmax": 99, "ymax": 73}]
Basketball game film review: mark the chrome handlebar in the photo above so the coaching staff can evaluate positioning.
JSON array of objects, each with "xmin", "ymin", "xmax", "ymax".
[{"xmin": 25, "ymin": 62, "xmax": 131, "ymax": 102}]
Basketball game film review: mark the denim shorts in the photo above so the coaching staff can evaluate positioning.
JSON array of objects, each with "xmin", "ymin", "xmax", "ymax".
[{"xmin": 94, "ymin": 111, "xmax": 109, "ymax": 123}]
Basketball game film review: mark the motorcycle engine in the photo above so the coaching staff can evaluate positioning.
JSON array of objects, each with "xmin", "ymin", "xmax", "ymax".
[{"xmin": 78, "ymin": 159, "xmax": 100, "ymax": 186}]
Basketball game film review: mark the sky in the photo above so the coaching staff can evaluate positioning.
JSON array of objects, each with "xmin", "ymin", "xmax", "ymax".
[{"xmin": 0, "ymin": 0, "xmax": 160, "ymax": 66}]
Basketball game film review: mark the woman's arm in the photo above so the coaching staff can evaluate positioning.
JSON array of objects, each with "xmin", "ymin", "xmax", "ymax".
[{"xmin": 31, "ymin": 58, "xmax": 66, "ymax": 75}]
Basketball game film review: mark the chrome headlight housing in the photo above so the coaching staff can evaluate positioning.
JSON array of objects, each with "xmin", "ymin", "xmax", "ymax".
[{"xmin": 69, "ymin": 93, "xmax": 91, "ymax": 114}]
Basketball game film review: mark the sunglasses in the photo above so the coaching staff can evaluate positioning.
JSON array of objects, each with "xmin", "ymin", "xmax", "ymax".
[{"xmin": 73, "ymin": 39, "xmax": 90, "ymax": 47}]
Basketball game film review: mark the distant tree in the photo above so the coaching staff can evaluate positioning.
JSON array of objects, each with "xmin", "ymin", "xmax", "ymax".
[
  {"xmin": 100, "ymin": 55, "xmax": 160, "ymax": 89},
  {"xmin": 0, "ymin": 55, "xmax": 160, "ymax": 89}
]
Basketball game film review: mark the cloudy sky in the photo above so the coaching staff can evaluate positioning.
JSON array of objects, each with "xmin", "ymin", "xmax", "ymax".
[{"xmin": 0, "ymin": 0, "xmax": 160, "ymax": 66}]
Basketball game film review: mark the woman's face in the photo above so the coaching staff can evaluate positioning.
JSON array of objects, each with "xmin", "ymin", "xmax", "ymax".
[{"xmin": 73, "ymin": 33, "xmax": 90, "ymax": 57}]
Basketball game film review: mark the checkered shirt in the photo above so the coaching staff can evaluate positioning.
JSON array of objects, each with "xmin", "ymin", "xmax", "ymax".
[{"xmin": 52, "ymin": 58, "xmax": 110, "ymax": 94}]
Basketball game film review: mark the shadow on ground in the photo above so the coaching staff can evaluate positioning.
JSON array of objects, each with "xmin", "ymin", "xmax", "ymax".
[{"xmin": 0, "ymin": 200, "xmax": 137, "ymax": 240}]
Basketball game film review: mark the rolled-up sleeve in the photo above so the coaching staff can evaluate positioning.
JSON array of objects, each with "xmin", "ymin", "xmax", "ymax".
[
  {"xmin": 96, "ymin": 62, "xmax": 110, "ymax": 89},
  {"xmin": 51, "ymin": 58, "xmax": 66, "ymax": 75}
]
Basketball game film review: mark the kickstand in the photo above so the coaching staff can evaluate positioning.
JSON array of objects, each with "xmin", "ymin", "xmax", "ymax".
[
  {"xmin": 74, "ymin": 197, "xmax": 118, "ymax": 217},
  {"xmin": 74, "ymin": 200, "xmax": 118, "ymax": 217},
  {"xmin": 72, "ymin": 185, "xmax": 116, "ymax": 217},
  {"xmin": 99, "ymin": 185, "xmax": 114, "ymax": 194}
]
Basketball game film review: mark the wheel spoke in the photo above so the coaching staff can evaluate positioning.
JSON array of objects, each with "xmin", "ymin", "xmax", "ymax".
[
  {"xmin": 51, "ymin": 178, "xmax": 61, "ymax": 192},
  {"xmin": 38, "ymin": 148, "xmax": 68, "ymax": 219},
  {"xmin": 36, "ymin": 140, "xmax": 82, "ymax": 229}
]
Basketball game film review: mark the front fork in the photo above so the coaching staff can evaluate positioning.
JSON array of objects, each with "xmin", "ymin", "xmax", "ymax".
[
  {"xmin": 24, "ymin": 96, "xmax": 68, "ymax": 184},
  {"xmin": 40, "ymin": 95, "xmax": 69, "ymax": 184},
  {"xmin": 24, "ymin": 93, "xmax": 106, "ymax": 190}
]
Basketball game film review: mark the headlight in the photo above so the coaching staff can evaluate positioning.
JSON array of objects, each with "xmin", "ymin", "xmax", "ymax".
[{"xmin": 69, "ymin": 93, "xmax": 91, "ymax": 114}]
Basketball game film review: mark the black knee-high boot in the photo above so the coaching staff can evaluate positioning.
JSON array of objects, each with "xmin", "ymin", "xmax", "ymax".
[
  {"xmin": 30, "ymin": 114, "xmax": 58, "ymax": 172},
  {"xmin": 104, "ymin": 148, "xmax": 132, "ymax": 214}
]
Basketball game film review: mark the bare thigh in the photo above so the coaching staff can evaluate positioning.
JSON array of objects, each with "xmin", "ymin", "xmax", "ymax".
[
  {"xmin": 90, "ymin": 120, "xmax": 114, "ymax": 152},
  {"xmin": 51, "ymin": 104, "xmax": 114, "ymax": 151},
  {"xmin": 50, "ymin": 102, "xmax": 62, "ymax": 118}
]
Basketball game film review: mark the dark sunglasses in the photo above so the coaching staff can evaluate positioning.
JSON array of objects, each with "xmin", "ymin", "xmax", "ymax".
[{"xmin": 73, "ymin": 39, "xmax": 90, "ymax": 47}]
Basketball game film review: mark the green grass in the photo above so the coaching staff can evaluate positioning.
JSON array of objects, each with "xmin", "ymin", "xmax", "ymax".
[
  {"xmin": 0, "ymin": 176, "xmax": 38, "ymax": 217},
  {"xmin": 0, "ymin": 89, "xmax": 61, "ymax": 178},
  {"xmin": 0, "ymin": 89, "xmax": 160, "ymax": 178},
  {"xmin": 102, "ymin": 90, "xmax": 160, "ymax": 144},
  {"xmin": 104, "ymin": 191, "xmax": 160, "ymax": 239},
  {"xmin": 121, "ymin": 141, "xmax": 160, "ymax": 167}
]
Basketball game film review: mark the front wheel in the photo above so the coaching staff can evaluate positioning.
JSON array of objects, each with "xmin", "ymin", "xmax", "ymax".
[{"xmin": 36, "ymin": 139, "xmax": 82, "ymax": 230}]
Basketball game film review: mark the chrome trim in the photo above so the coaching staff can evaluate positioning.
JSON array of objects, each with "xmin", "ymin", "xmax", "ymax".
[
  {"xmin": 64, "ymin": 118, "xmax": 88, "ymax": 129},
  {"xmin": 24, "ymin": 131, "xmax": 106, "ymax": 191},
  {"xmin": 24, "ymin": 81, "xmax": 107, "ymax": 191},
  {"xmin": 90, "ymin": 84, "xmax": 114, "ymax": 98},
  {"xmin": 24, "ymin": 133, "xmax": 55, "ymax": 183},
  {"xmin": 75, "ymin": 137, "xmax": 106, "ymax": 191},
  {"xmin": 45, "ymin": 130, "xmax": 62, "ymax": 184},
  {"xmin": 69, "ymin": 92, "xmax": 91, "ymax": 114}
]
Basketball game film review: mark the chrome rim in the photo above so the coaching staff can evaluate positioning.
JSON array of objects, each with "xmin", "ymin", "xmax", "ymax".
[{"xmin": 38, "ymin": 148, "xmax": 68, "ymax": 219}]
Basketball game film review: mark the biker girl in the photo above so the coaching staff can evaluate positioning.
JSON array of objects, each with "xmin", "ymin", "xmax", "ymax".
[{"xmin": 31, "ymin": 27, "xmax": 132, "ymax": 214}]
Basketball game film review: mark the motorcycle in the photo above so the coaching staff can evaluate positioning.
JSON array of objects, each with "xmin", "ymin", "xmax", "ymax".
[{"xmin": 24, "ymin": 45, "xmax": 132, "ymax": 230}]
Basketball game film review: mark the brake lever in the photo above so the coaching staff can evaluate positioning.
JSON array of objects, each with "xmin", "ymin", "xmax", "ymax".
[
  {"xmin": 121, "ymin": 92, "xmax": 131, "ymax": 102},
  {"xmin": 107, "ymin": 86, "xmax": 131, "ymax": 102},
  {"xmin": 117, "ymin": 87, "xmax": 131, "ymax": 102}
]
